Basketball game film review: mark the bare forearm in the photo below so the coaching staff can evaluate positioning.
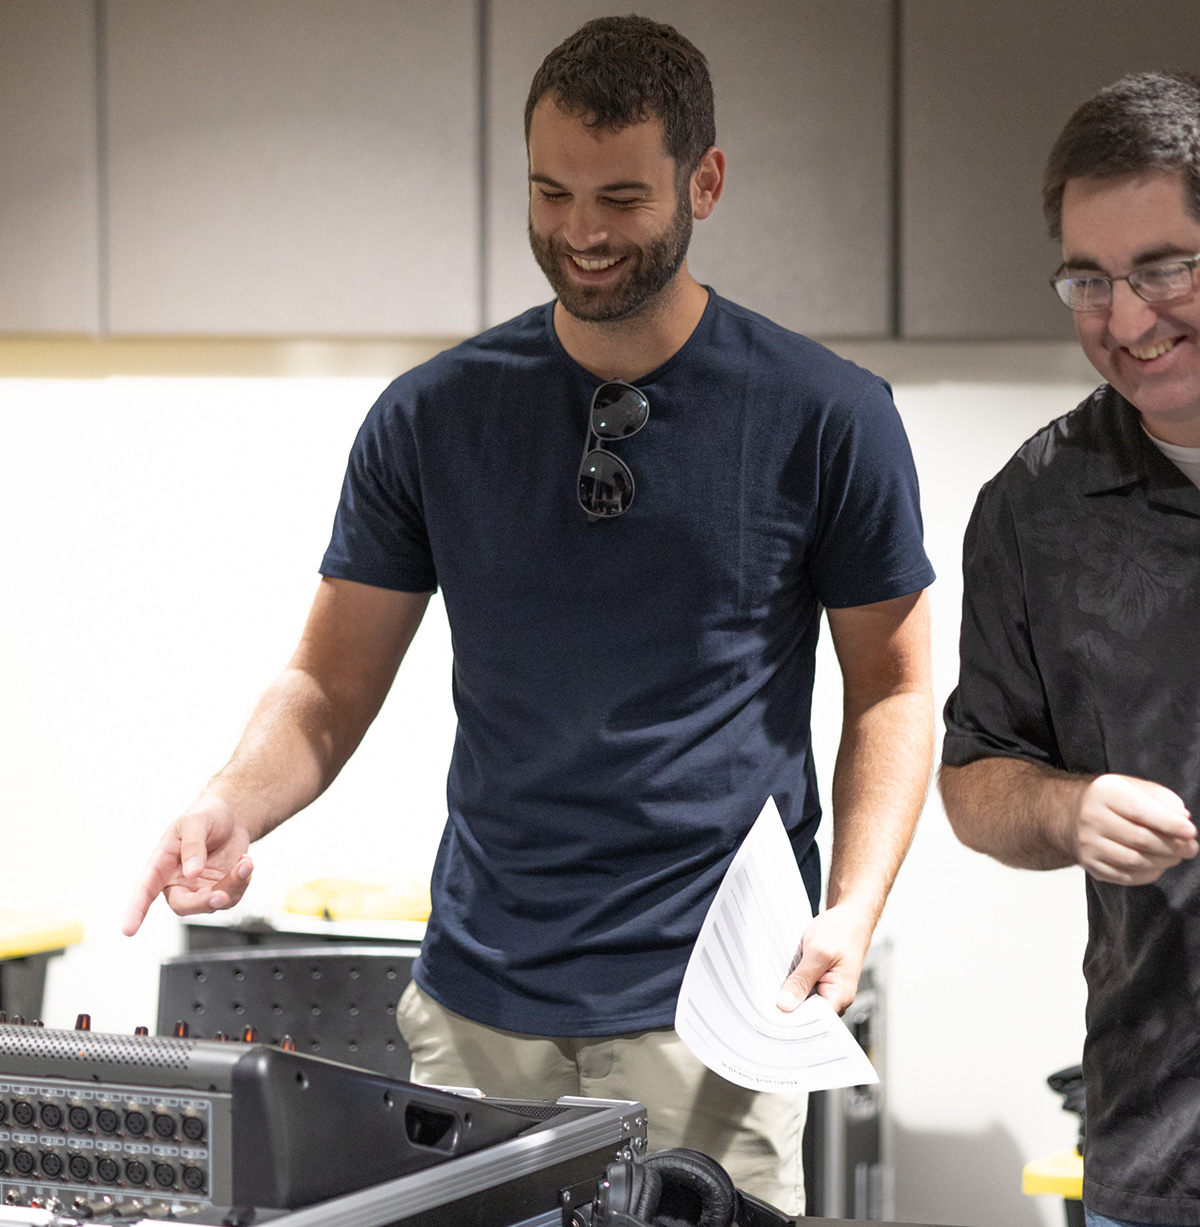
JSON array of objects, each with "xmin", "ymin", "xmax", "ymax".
[
  {"xmin": 777, "ymin": 678, "xmax": 932, "ymax": 1013},
  {"xmin": 938, "ymin": 758, "xmax": 1086, "ymax": 869},
  {"xmin": 827, "ymin": 687, "xmax": 933, "ymax": 923},
  {"xmin": 122, "ymin": 580, "xmax": 429, "ymax": 936},
  {"xmin": 200, "ymin": 665, "xmax": 372, "ymax": 842}
]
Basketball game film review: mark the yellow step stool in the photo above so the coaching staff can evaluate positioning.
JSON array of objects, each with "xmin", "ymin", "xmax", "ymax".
[{"xmin": 1023, "ymin": 1147, "xmax": 1083, "ymax": 1227}]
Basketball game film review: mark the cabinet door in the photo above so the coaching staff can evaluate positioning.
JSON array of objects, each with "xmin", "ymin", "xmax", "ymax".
[
  {"xmin": 105, "ymin": 0, "xmax": 479, "ymax": 336},
  {"xmin": 486, "ymin": 1, "xmax": 893, "ymax": 338},
  {"xmin": 0, "ymin": 0, "xmax": 99, "ymax": 334},
  {"xmin": 902, "ymin": 0, "xmax": 1200, "ymax": 339}
]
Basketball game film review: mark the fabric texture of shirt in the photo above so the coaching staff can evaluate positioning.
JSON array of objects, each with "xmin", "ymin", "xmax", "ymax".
[
  {"xmin": 943, "ymin": 384, "xmax": 1200, "ymax": 1225},
  {"xmin": 322, "ymin": 292, "xmax": 934, "ymax": 1037}
]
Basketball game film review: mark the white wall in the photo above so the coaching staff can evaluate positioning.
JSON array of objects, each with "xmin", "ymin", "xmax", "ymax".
[{"xmin": 0, "ymin": 346, "xmax": 1099, "ymax": 1226}]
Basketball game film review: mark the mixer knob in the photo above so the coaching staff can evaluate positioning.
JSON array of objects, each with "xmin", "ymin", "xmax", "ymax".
[
  {"xmin": 214, "ymin": 1032, "xmax": 228, "ymax": 1042},
  {"xmin": 279, "ymin": 1035, "xmax": 296, "ymax": 1051},
  {"xmin": 75, "ymin": 1014, "xmax": 92, "ymax": 1031},
  {"xmin": 134, "ymin": 1026, "xmax": 149, "ymax": 1036},
  {"xmin": 173, "ymin": 1021, "xmax": 190, "ymax": 1038},
  {"xmin": 12, "ymin": 1016, "xmax": 24, "ymax": 1026},
  {"xmin": 241, "ymin": 1026, "xmax": 257, "ymax": 1043}
]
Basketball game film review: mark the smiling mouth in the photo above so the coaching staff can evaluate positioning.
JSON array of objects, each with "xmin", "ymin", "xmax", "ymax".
[
  {"xmin": 568, "ymin": 254, "xmax": 624, "ymax": 272},
  {"xmin": 1127, "ymin": 337, "xmax": 1181, "ymax": 361}
]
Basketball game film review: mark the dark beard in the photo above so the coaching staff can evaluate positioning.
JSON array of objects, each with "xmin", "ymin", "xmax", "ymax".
[{"xmin": 528, "ymin": 190, "xmax": 694, "ymax": 323}]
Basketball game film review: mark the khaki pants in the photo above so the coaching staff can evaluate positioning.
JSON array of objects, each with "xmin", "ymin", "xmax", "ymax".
[{"xmin": 396, "ymin": 980, "xmax": 806, "ymax": 1216}]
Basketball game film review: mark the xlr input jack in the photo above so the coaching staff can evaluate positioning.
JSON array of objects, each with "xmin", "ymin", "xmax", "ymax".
[
  {"xmin": 67, "ymin": 1154, "xmax": 91, "ymax": 1181},
  {"xmin": 153, "ymin": 1163, "xmax": 175, "ymax": 1189},
  {"xmin": 68, "ymin": 1106, "xmax": 91, "ymax": 1132},
  {"xmin": 96, "ymin": 1156, "xmax": 119, "ymax": 1184},
  {"xmin": 181, "ymin": 1166, "xmax": 205, "ymax": 1192}
]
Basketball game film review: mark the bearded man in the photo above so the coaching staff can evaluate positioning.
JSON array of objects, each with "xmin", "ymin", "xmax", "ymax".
[{"xmin": 124, "ymin": 16, "xmax": 934, "ymax": 1214}]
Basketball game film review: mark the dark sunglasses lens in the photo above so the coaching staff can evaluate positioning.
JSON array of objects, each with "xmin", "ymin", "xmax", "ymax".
[
  {"xmin": 579, "ymin": 449, "xmax": 635, "ymax": 517},
  {"xmin": 591, "ymin": 383, "xmax": 649, "ymax": 439}
]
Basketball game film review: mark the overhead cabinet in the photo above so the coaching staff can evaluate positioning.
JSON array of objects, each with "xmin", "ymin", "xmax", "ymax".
[
  {"xmin": 103, "ymin": 0, "xmax": 480, "ymax": 336},
  {"xmin": 0, "ymin": 1, "xmax": 100, "ymax": 334}
]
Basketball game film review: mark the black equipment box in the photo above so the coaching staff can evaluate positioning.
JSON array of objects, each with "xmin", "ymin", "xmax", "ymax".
[{"xmin": 0, "ymin": 1021, "xmax": 644, "ymax": 1221}]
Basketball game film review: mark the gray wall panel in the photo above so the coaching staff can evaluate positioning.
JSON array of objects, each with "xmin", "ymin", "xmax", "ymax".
[
  {"xmin": 902, "ymin": 0, "xmax": 1200, "ymax": 339},
  {"xmin": 105, "ymin": 0, "xmax": 478, "ymax": 336},
  {"xmin": 486, "ymin": 1, "xmax": 892, "ymax": 337},
  {"xmin": 0, "ymin": 0, "xmax": 99, "ymax": 334}
]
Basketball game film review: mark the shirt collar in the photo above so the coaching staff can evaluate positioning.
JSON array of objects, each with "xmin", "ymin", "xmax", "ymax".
[{"xmin": 1081, "ymin": 386, "xmax": 1200, "ymax": 516}]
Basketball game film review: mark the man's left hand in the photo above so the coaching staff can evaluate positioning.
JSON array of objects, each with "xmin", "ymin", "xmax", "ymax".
[{"xmin": 774, "ymin": 903, "xmax": 872, "ymax": 1015}]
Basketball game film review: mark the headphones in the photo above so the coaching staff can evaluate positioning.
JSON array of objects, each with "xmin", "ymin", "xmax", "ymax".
[
  {"xmin": 591, "ymin": 1148, "xmax": 796, "ymax": 1227},
  {"xmin": 592, "ymin": 1148, "xmax": 738, "ymax": 1227}
]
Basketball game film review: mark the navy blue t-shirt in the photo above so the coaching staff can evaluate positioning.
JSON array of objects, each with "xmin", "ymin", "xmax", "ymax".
[{"xmin": 321, "ymin": 292, "xmax": 934, "ymax": 1035}]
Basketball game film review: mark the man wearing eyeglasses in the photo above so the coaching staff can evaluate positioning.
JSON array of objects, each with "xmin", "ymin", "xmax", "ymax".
[
  {"xmin": 123, "ymin": 16, "xmax": 936, "ymax": 1212},
  {"xmin": 941, "ymin": 72, "xmax": 1200, "ymax": 1227}
]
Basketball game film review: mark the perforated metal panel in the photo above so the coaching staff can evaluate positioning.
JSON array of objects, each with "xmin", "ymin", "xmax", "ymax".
[
  {"xmin": 156, "ymin": 945, "xmax": 418, "ymax": 1079},
  {"xmin": 0, "ymin": 1027, "xmax": 193, "ymax": 1070}
]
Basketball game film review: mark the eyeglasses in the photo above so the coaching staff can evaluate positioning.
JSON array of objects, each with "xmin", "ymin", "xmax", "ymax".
[
  {"xmin": 577, "ymin": 380, "xmax": 650, "ymax": 520},
  {"xmin": 1050, "ymin": 253, "xmax": 1200, "ymax": 312}
]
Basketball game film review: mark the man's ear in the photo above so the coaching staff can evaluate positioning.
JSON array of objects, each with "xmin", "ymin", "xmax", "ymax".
[{"xmin": 691, "ymin": 146, "xmax": 726, "ymax": 220}]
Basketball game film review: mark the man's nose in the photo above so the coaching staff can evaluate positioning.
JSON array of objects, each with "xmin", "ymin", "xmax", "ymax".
[
  {"xmin": 561, "ymin": 200, "xmax": 609, "ymax": 253},
  {"xmin": 1107, "ymin": 279, "xmax": 1162, "ymax": 345}
]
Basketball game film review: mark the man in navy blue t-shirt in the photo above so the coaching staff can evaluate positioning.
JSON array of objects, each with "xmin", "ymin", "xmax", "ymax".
[{"xmin": 125, "ymin": 15, "xmax": 934, "ymax": 1213}]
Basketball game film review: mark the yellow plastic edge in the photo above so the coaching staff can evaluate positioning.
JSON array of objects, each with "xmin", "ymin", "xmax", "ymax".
[
  {"xmin": 0, "ymin": 910, "xmax": 85, "ymax": 960},
  {"xmin": 1022, "ymin": 1148, "xmax": 1084, "ymax": 1198}
]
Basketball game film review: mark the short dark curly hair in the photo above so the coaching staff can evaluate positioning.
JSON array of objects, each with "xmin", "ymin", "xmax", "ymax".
[
  {"xmin": 1044, "ymin": 71, "xmax": 1200, "ymax": 239},
  {"xmin": 524, "ymin": 14, "xmax": 716, "ymax": 179}
]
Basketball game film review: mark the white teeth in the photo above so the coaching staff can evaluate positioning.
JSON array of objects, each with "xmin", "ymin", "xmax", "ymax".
[
  {"xmin": 1128, "ymin": 338, "xmax": 1178, "ymax": 360},
  {"xmin": 570, "ymin": 255, "xmax": 620, "ymax": 271}
]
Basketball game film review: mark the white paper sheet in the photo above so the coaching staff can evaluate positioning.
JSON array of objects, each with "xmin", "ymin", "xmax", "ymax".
[{"xmin": 675, "ymin": 798, "xmax": 879, "ymax": 1093}]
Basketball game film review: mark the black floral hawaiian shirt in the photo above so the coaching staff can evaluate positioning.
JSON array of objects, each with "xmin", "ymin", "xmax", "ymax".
[{"xmin": 944, "ymin": 383, "xmax": 1200, "ymax": 1225}]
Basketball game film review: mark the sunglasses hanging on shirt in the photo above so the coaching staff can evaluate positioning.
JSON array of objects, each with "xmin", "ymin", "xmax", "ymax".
[{"xmin": 577, "ymin": 380, "xmax": 650, "ymax": 521}]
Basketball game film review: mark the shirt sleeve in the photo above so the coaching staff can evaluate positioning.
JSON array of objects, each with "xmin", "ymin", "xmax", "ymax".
[
  {"xmin": 809, "ymin": 379, "xmax": 936, "ymax": 609},
  {"xmin": 319, "ymin": 383, "xmax": 438, "ymax": 593},
  {"xmin": 941, "ymin": 474, "xmax": 1062, "ymax": 769}
]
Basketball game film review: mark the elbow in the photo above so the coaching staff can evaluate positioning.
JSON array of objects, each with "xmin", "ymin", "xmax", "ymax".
[{"xmin": 937, "ymin": 762, "xmax": 989, "ymax": 852}]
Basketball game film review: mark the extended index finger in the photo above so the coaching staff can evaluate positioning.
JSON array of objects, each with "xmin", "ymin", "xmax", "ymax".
[{"xmin": 121, "ymin": 844, "xmax": 182, "ymax": 937}]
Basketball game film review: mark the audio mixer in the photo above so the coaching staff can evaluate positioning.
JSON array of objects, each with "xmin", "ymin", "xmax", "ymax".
[
  {"xmin": 0, "ymin": 1015, "xmax": 648, "ymax": 1227},
  {"xmin": 0, "ymin": 1014, "xmax": 641, "ymax": 1222}
]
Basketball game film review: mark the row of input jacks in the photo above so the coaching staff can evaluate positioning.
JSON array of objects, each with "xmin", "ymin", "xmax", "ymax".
[
  {"xmin": 0, "ymin": 1102, "xmax": 204, "ymax": 1142},
  {"xmin": 0, "ymin": 1148, "xmax": 205, "ymax": 1192}
]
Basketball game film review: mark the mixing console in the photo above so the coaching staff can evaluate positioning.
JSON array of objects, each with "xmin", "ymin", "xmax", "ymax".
[{"xmin": 0, "ymin": 1015, "xmax": 531, "ymax": 1214}]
